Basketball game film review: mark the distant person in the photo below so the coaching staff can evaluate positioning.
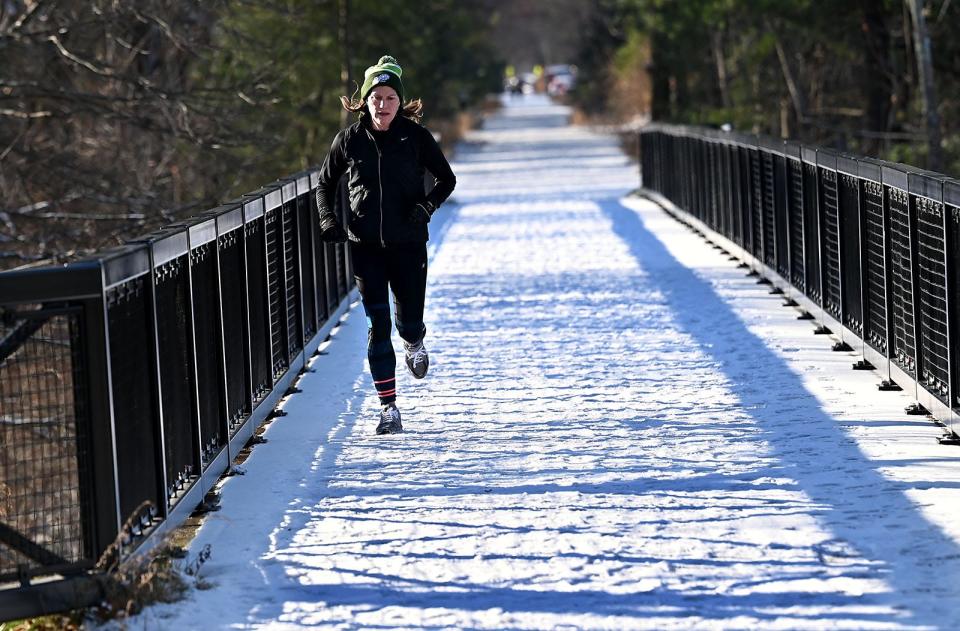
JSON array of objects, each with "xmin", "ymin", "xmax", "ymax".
[{"xmin": 315, "ymin": 55, "xmax": 456, "ymax": 435}]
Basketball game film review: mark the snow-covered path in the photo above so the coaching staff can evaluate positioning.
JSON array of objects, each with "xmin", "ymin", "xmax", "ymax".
[{"xmin": 141, "ymin": 95, "xmax": 960, "ymax": 630}]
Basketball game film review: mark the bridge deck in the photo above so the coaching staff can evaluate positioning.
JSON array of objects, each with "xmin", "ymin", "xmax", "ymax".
[{"xmin": 146, "ymin": 96, "xmax": 960, "ymax": 629}]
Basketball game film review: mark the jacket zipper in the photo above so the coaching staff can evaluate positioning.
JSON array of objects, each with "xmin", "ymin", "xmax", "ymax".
[
  {"xmin": 366, "ymin": 128, "xmax": 385, "ymax": 247},
  {"xmin": 376, "ymin": 144, "xmax": 384, "ymax": 247}
]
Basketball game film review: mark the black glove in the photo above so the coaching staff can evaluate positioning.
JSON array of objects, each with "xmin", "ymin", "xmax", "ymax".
[
  {"xmin": 408, "ymin": 200, "xmax": 436, "ymax": 225},
  {"xmin": 319, "ymin": 223, "xmax": 348, "ymax": 243}
]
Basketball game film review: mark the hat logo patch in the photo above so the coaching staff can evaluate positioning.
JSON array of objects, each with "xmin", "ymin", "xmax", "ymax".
[{"xmin": 374, "ymin": 73, "xmax": 391, "ymax": 85}]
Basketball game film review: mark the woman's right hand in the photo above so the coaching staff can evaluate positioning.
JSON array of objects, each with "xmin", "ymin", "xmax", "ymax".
[{"xmin": 320, "ymin": 223, "xmax": 348, "ymax": 243}]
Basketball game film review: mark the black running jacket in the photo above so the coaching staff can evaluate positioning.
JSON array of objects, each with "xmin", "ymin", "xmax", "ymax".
[{"xmin": 315, "ymin": 115, "xmax": 456, "ymax": 245}]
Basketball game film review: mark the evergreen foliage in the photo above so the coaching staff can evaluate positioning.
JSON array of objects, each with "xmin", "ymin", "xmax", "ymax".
[{"xmin": 571, "ymin": 0, "xmax": 959, "ymax": 175}]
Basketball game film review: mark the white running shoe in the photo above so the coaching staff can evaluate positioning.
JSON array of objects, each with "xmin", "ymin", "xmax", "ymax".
[
  {"xmin": 404, "ymin": 339, "xmax": 429, "ymax": 379},
  {"xmin": 376, "ymin": 403, "xmax": 403, "ymax": 435}
]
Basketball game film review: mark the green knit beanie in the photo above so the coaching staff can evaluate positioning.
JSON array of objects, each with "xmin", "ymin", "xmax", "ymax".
[{"xmin": 360, "ymin": 55, "xmax": 404, "ymax": 103}]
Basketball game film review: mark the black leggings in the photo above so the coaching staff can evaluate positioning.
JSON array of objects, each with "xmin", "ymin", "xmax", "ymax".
[{"xmin": 351, "ymin": 242, "xmax": 428, "ymax": 404}]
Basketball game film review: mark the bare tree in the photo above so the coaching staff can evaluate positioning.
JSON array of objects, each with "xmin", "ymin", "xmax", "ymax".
[
  {"xmin": 905, "ymin": 0, "xmax": 943, "ymax": 170},
  {"xmin": 0, "ymin": 1, "xmax": 242, "ymax": 269}
]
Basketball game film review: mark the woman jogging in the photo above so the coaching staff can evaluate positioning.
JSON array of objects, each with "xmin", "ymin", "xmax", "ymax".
[{"xmin": 315, "ymin": 55, "xmax": 456, "ymax": 435}]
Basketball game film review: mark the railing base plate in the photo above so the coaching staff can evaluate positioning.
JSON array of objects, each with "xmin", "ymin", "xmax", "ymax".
[{"xmin": 905, "ymin": 403, "xmax": 930, "ymax": 416}]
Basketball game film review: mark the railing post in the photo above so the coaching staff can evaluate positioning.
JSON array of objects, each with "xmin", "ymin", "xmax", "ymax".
[
  {"xmin": 100, "ymin": 245, "xmax": 165, "ymax": 545},
  {"xmin": 815, "ymin": 150, "xmax": 842, "ymax": 326},
  {"xmin": 837, "ymin": 155, "xmax": 864, "ymax": 346},
  {"xmin": 212, "ymin": 204, "xmax": 252, "ymax": 437},
  {"xmin": 909, "ymin": 171, "xmax": 950, "ymax": 416},
  {"xmin": 244, "ymin": 186, "xmax": 286, "ymax": 385},
  {"xmin": 785, "ymin": 143, "xmax": 805, "ymax": 291},
  {"xmin": 241, "ymin": 195, "xmax": 272, "ymax": 405},
  {"xmin": 801, "ymin": 147, "xmax": 821, "ymax": 307},
  {"xmin": 183, "ymin": 216, "xmax": 228, "ymax": 467},
  {"xmin": 309, "ymin": 171, "xmax": 330, "ymax": 325},
  {"xmin": 293, "ymin": 173, "xmax": 317, "ymax": 342},
  {"xmin": 279, "ymin": 179, "xmax": 304, "ymax": 367},
  {"xmin": 80, "ymin": 290, "xmax": 123, "ymax": 558},
  {"xmin": 140, "ymin": 240, "xmax": 169, "ymax": 521},
  {"xmin": 943, "ymin": 181, "xmax": 960, "ymax": 433},
  {"xmin": 132, "ymin": 228, "xmax": 193, "ymax": 517},
  {"xmin": 880, "ymin": 164, "xmax": 919, "ymax": 393},
  {"xmin": 857, "ymin": 159, "xmax": 892, "ymax": 378}
]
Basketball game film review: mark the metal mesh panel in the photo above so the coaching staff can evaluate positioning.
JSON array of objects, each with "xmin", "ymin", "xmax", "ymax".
[
  {"xmin": 282, "ymin": 203, "xmax": 303, "ymax": 358},
  {"xmin": 707, "ymin": 143, "xmax": 719, "ymax": 229},
  {"xmin": 696, "ymin": 142, "xmax": 705, "ymax": 223},
  {"xmin": 336, "ymin": 181, "xmax": 350, "ymax": 300},
  {"xmin": 324, "ymin": 242, "xmax": 340, "ymax": 315},
  {"xmin": 915, "ymin": 197, "xmax": 950, "ymax": 401},
  {"xmin": 761, "ymin": 152, "xmax": 777, "ymax": 267},
  {"xmin": 888, "ymin": 187, "xmax": 917, "ymax": 372},
  {"xmin": 311, "ymin": 211, "xmax": 330, "ymax": 324},
  {"xmin": 724, "ymin": 146, "xmax": 735, "ymax": 239},
  {"xmin": 298, "ymin": 197, "xmax": 317, "ymax": 339},
  {"xmin": 727, "ymin": 145, "xmax": 743, "ymax": 245},
  {"xmin": 264, "ymin": 208, "xmax": 288, "ymax": 377},
  {"xmin": 718, "ymin": 145, "xmax": 730, "ymax": 236},
  {"xmin": 218, "ymin": 229, "xmax": 250, "ymax": 433},
  {"xmin": 649, "ymin": 132, "xmax": 662, "ymax": 197},
  {"xmin": 106, "ymin": 277, "xmax": 161, "ymax": 533},
  {"xmin": 802, "ymin": 163, "xmax": 821, "ymax": 304},
  {"xmin": 673, "ymin": 136, "xmax": 685, "ymax": 209},
  {"xmin": 773, "ymin": 155, "xmax": 789, "ymax": 277},
  {"xmin": 685, "ymin": 139, "xmax": 696, "ymax": 215},
  {"xmin": 153, "ymin": 256, "xmax": 198, "ymax": 503},
  {"xmin": 695, "ymin": 141, "xmax": 704, "ymax": 221},
  {"xmin": 0, "ymin": 308, "xmax": 92, "ymax": 580},
  {"xmin": 190, "ymin": 243, "xmax": 226, "ymax": 465},
  {"xmin": 679, "ymin": 137, "xmax": 689, "ymax": 211},
  {"xmin": 839, "ymin": 174, "xmax": 863, "ymax": 334},
  {"xmin": 690, "ymin": 138, "xmax": 706, "ymax": 221},
  {"xmin": 819, "ymin": 169, "xmax": 842, "ymax": 319},
  {"xmin": 649, "ymin": 132, "xmax": 661, "ymax": 196},
  {"xmin": 862, "ymin": 181, "xmax": 889, "ymax": 354},
  {"xmin": 788, "ymin": 160, "xmax": 805, "ymax": 288},
  {"xmin": 949, "ymin": 204, "xmax": 960, "ymax": 409},
  {"xmin": 739, "ymin": 148, "xmax": 752, "ymax": 251},
  {"xmin": 691, "ymin": 140, "xmax": 702, "ymax": 219},
  {"xmin": 730, "ymin": 147, "xmax": 744, "ymax": 246},
  {"xmin": 750, "ymin": 151, "xmax": 763, "ymax": 259},
  {"xmin": 245, "ymin": 221, "xmax": 272, "ymax": 401}
]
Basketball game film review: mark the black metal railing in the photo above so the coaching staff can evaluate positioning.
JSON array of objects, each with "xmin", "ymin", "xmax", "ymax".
[
  {"xmin": 0, "ymin": 169, "xmax": 355, "ymax": 620},
  {"xmin": 640, "ymin": 125, "xmax": 959, "ymax": 436}
]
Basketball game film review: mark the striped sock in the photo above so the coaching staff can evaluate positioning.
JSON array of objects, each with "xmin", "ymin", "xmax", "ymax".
[{"xmin": 374, "ymin": 377, "xmax": 396, "ymax": 405}]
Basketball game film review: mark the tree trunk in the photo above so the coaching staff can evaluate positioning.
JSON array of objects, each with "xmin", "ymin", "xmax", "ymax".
[
  {"xmin": 712, "ymin": 29, "xmax": 731, "ymax": 110},
  {"xmin": 768, "ymin": 21, "xmax": 805, "ymax": 137},
  {"xmin": 859, "ymin": 1, "xmax": 892, "ymax": 155},
  {"xmin": 650, "ymin": 32, "xmax": 671, "ymax": 121},
  {"xmin": 338, "ymin": 0, "xmax": 352, "ymax": 129},
  {"xmin": 906, "ymin": 0, "xmax": 943, "ymax": 171}
]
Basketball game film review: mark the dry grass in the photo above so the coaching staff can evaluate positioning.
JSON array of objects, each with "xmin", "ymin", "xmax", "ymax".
[{"xmin": 0, "ymin": 542, "xmax": 192, "ymax": 630}]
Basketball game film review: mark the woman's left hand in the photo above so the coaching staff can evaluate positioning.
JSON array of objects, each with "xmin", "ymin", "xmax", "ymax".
[{"xmin": 408, "ymin": 200, "xmax": 435, "ymax": 224}]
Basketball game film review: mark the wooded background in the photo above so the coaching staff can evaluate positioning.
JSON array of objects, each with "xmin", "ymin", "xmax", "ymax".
[
  {"xmin": 0, "ymin": 0, "xmax": 503, "ymax": 270},
  {"xmin": 572, "ymin": 0, "xmax": 958, "ymax": 175},
  {"xmin": 1, "ymin": 1, "xmax": 956, "ymax": 271}
]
